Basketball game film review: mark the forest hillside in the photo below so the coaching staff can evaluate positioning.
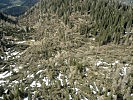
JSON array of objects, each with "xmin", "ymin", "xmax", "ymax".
[{"xmin": 0, "ymin": 0, "xmax": 133, "ymax": 100}]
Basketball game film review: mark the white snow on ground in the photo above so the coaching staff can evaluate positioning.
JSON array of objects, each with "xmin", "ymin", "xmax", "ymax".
[
  {"xmin": 4, "ymin": 89, "xmax": 8, "ymax": 94},
  {"xmin": 75, "ymin": 88, "xmax": 79, "ymax": 94},
  {"xmin": 5, "ymin": 51, "xmax": 10, "ymax": 55},
  {"xmin": 4, "ymin": 55, "xmax": 11, "ymax": 60},
  {"xmin": 96, "ymin": 60, "xmax": 121, "ymax": 68},
  {"xmin": 36, "ymin": 70, "xmax": 43, "ymax": 74},
  {"xmin": 102, "ymin": 87, "xmax": 106, "ymax": 92},
  {"xmin": 37, "ymin": 65, "xmax": 41, "ymax": 67},
  {"xmin": 4, "ymin": 51, "xmax": 19, "ymax": 60},
  {"xmin": 30, "ymin": 81, "xmax": 41, "ymax": 87},
  {"xmin": 125, "ymin": 64, "xmax": 129, "ymax": 66},
  {"xmin": 57, "ymin": 73, "xmax": 63, "ymax": 86},
  {"xmin": 42, "ymin": 77, "xmax": 49, "ymax": 86},
  {"xmin": 69, "ymin": 94, "xmax": 72, "ymax": 99},
  {"xmin": 5, "ymin": 51, "xmax": 19, "ymax": 56},
  {"xmin": 0, "ymin": 56, "xmax": 4, "ymax": 60},
  {"xmin": 86, "ymin": 67, "xmax": 89, "ymax": 71},
  {"xmin": 90, "ymin": 84, "xmax": 97, "ymax": 94},
  {"xmin": 122, "ymin": 67, "xmax": 127, "ymax": 75},
  {"xmin": 81, "ymin": 97, "xmax": 88, "ymax": 100},
  {"xmin": 64, "ymin": 59, "xmax": 68, "ymax": 65},
  {"xmin": 12, "ymin": 80, "xmax": 19, "ymax": 84},
  {"xmin": 92, "ymin": 38, "xmax": 95, "ymax": 41},
  {"xmin": 72, "ymin": 88, "xmax": 79, "ymax": 94},
  {"xmin": 0, "ymin": 97, "xmax": 3, "ymax": 99},
  {"xmin": 0, "ymin": 71, "xmax": 12, "ymax": 78},
  {"xmin": 96, "ymin": 61, "xmax": 103, "ymax": 66},
  {"xmin": 16, "ymin": 40, "xmax": 35, "ymax": 44},
  {"xmin": 65, "ymin": 76, "xmax": 69, "ymax": 85},
  {"xmin": 16, "ymin": 41, "xmax": 26, "ymax": 44},
  {"xmin": 10, "ymin": 51, "xmax": 19, "ymax": 56},
  {"xmin": 94, "ymin": 82, "xmax": 99, "ymax": 92},
  {"xmin": 30, "ymin": 40, "xmax": 35, "ymax": 42},
  {"xmin": 92, "ymin": 90, "xmax": 97, "ymax": 94},
  {"xmin": 24, "ymin": 87, "xmax": 28, "ymax": 91},
  {"xmin": 27, "ymin": 74, "xmax": 34, "ymax": 78},
  {"xmin": 96, "ymin": 60, "xmax": 109, "ymax": 66},
  {"xmin": 120, "ymin": 67, "xmax": 127, "ymax": 76},
  {"xmin": 13, "ymin": 67, "xmax": 19, "ymax": 73},
  {"xmin": 23, "ymin": 97, "xmax": 28, "ymax": 100},
  {"xmin": 112, "ymin": 60, "xmax": 119, "ymax": 66},
  {"xmin": 1, "ymin": 65, "xmax": 6, "ymax": 70},
  {"xmin": 10, "ymin": 64, "xmax": 16, "ymax": 67},
  {"xmin": 19, "ymin": 66, "xmax": 23, "ymax": 69},
  {"xmin": 107, "ymin": 92, "xmax": 111, "ymax": 96},
  {"xmin": 90, "ymin": 85, "xmax": 94, "ymax": 89},
  {"xmin": 11, "ymin": 64, "xmax": 23, "ymax": 73},
  {"xmin": 18, "ymin": 51, "xmax": 25, "ymax": 56},
  {"xmin": 0, "ymin": 80, "xmax": 6, "ymax": 85}
]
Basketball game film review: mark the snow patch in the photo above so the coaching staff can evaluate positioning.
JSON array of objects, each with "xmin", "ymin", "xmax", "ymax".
[
  {"xmin": 19, "ymin": 66, "xmax": 23, "ymax": 69},
  {"xmin": 4, "ymin": 89, "xmax": 9, "ymax": 94},
  {"xmin": 37, "ymin": 65, "xmax": 41, "ymax": 67},
  {"xmin": 0, "ymin": 80, "xmax": 6, "ymax": 85},
  {"xmin": 93, "ymin": 90, "xmax": 97, "ymax": 94},
  {"xmin": 102, "ymin": 87, "xmax": 106, "ymax": 92},
  {"xmin": 42, "ymin": 77, "xmax": 49, "ymax": 86},
  {"xmin": 12, "ymin": 80, "xmax": 19, "ymax": 84},
  {"xmin": 69, "ymin": 94, "xmax": 72, "ymax": 99},
  {"xmin": 13, "ymin": 68, "xmax": 19, "ymax": 73},
  {"xmin": 11, "ymin": 51, "xmax": 19, "ymax": 56},
  {"xmin": 23, "ymin": 97, "xmax": 28, "ymax": 100},
  {"xmin": 112, "ymin": 60, "xmax": 119, "ymax": 66},
  {"xmin": 81, "ymin": 97, "xmax": 88, "ymax": 100},
  {"xmin": 90, "ymin": 85, "xmax": 94, "ymax": 89},
  {"xmin": 0, "ymin": 97, "xmax": 3, "ymax": 99},
  {"xmin": 0, "ymin": 71, "xmax": 12, "ymax": 78},
  {"xmin": 57, "ymin": 73, "xmax": 63, "ymax": 86},
  {"xmin": 4, "ymin": 51, "xmax": 19, "ymax": 60},
  {"xmin": 36, "ymin": 70, "xmax": 43, "ymax": 74},
  {"xmin": 120, "ymin": 67, "xmax": 127, "ymax": 76},
  {"xmin": 27, "ymin": 74, "xmax": 34, "ymax": 78},
  {"xmin": 92, "ymin": 38, "xmax": 95, "ymax": 41},
  {"xmin": 24, "ymin": 87, "xmax": 28, "ymax": 91},
  {"xmin": 107, "ymin": 92, "xmax": 111, "ymax": 96},
  {"xmin": 72, "ymin": 88, "xmax": 79, "ymax": 94},
  {"xmin": 90, "ymin": 84, "xmax": 97, "ymax": 94},
  {"xmin": 64, "ymin": 59, "xmax": 68, "ymax": 65},
  {"xmin": 31, "ymin": 40, "xmax": 35, "ymax": 42},
  {"xmin": 86, "ymin": 67, "xmax": 89, "ymax": 71},
  {"xmin": 16, "ymin": 41, "xmax": 26, "ymax": 44},
  {"xmin": 125, "ymin": 64, "xmax": 129, "ymax": 66},
  {"xmin": 94, "ymin": 82, "xmax": 99, "ymax": 92},
  {"xmin": 30, "ymin": 81, "xmax": 41, "ymax": 87},
  {"xmin": 96, "ymin": 60, "xmax": 109, "ymax": 66}
]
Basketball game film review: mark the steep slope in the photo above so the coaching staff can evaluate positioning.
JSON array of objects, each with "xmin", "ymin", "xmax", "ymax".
[
  {"xmin": 0, "ymin": 0, "xmax": 38, "ymax": 16},
  {"xmin": 0, "ymin": 12, "xmax": 17, "ymax": 24},
  {"xmin": 0, "ymin": 0, "xmax": 133, "ymax": 100},
  {"xmin": 0, "ymin": 0, "xmax": 11, "ymax": 5},
  {"xmin": 19, "ymin": 0, "xmax": 133, "ymax": 45}
]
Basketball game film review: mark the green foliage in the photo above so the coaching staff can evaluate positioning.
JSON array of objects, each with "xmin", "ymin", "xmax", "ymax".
[{"xmin": 40, "ymin": 0, "xmax": 133, "ymax": 45}]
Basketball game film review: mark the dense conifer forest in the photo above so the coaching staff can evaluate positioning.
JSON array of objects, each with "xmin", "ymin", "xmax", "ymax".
[{"xmin": 0, "ymin": 0, "xmax": 133, "ymax": 100}]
